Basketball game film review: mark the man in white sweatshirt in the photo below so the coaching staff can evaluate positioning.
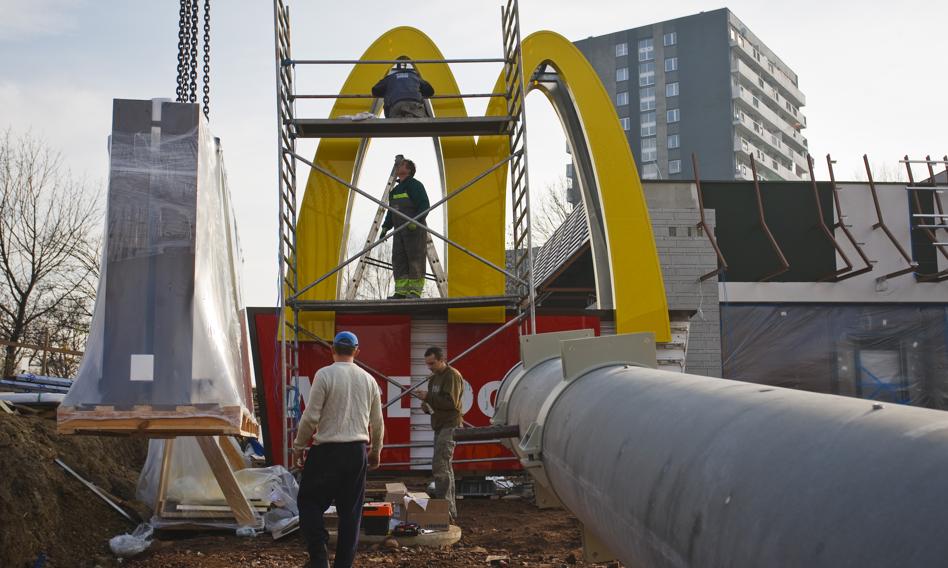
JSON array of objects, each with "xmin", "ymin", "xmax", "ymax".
[{"xmin": 293, "ymin": 331, "xmax": 384, "ymax": 568}]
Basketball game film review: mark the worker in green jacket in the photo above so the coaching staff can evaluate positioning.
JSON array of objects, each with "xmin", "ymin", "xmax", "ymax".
[
  {"xmin": 418, "ymin": 346, "xmax": 464, "ymax": 519},
  {"xmin": 380, "ymin": 158, "xmax": 430, "ymax": 299}
]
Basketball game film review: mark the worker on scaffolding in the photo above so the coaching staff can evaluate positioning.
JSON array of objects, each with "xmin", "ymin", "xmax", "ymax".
[
  {"xmin": 380, "ymin": 158, "xmax": 430, "ymax": 299},
  {"xmin": 293, "ymin": 331, "xmax": 384, "ymax": 568},
  {"xmin": 371, "ymin": 58, "xmax": 435, "ymax": 118}
]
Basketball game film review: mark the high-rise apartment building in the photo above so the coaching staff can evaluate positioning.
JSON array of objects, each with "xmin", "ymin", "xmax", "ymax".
[{"xmin": 572, "ymin": 8, "xmax": 808, "ymax": 187}]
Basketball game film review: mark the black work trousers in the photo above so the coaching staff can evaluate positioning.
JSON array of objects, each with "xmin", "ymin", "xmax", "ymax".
[
  {"xmin": 297, "ymin": 442, "xmax": 367, "ymax": 568},
  {"xmin": 392, "ymin": 226, "xmax": 427, "ymax": 297}
]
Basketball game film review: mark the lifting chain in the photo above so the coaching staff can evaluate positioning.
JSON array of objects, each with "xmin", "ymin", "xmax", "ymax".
[
  {"xmin": 202, "ymin": 0, "xmax": 211, "ymax": 119},
  {"xmin": 175, "ymin": 0, "xmax": 210, "ymax": 119},
  {"xmin": 175, "ymin": 0, "xmax": 189, "ymax": 102},
  {"xmin": 188, "ymin": 0, "xmax": 199, "ymax": 104}
]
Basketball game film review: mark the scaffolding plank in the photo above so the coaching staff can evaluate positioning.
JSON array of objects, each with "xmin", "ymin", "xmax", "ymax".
[
  {"xmin": 290, "ymin": 116, "xmax": 513, "ymax": 139},
  {"xmin": 290, "ymin": 295, "xmax": 519, "ymax": 312}
]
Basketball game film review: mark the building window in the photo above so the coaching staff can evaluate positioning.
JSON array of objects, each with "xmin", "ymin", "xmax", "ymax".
[
  {"xmin": 666, "ymin": 82, "xmax": 679, "ymax": 97},
  {"xmin": 641, "ymin": 137, "xmax": 657, "ymax": 162},
  {"xmin": 639, "ymin": 86, "xmax": 655, "ymax": 111},
  {"xmin": 617, "ymin": 67, "xmax": 629, "ymax": 82},
  {"xmin": 668, "ymin": 134, "xmax": 680, "ymax": 149},
  {"xmin": 663, "ymin": 32, "xmax": 677, "ymax": 46},
  {"xmin": 667, "ymin": 108, "xmax": 680, "ymax": 123},
  {"xmin": 616, "ymin": 42, "xmax": 628, "ymax": 57},
  {"xmin": 669, "ymin": 159, "xmax": 682, "ymax": 174},
  {"xmin": 616, "ymin": 91, "xmax": 629, "ymax": 106},
  {"xmin": 640, "ymin": 111, "xmax": 656, "ymax": 136},
  {"xmin": 741, "ymin": 138, "xmax": 749, "ymax": 152},
  {"xmin": 639, "ymin": 62, "xmax": 655, "ymax": 86},
  {"xmin": 638, "ymin": 38, "xmax": 654, "ymax": 62},
  {"xmin": 641, "ymin": 163, "xmax": 659, "ymax": 179},
  {"xmin": 665, "ymin": 57, "xmax": 678, "ymax": 72},
  {"xmin": 620, "ymin": 117, "xmax": 630, "ymax": 131}
]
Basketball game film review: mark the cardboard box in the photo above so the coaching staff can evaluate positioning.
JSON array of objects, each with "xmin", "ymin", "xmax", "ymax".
[
  {"xmin": 384, "ymin": 482, "xmax": 408, "ymax": 504},
  {"xmin": 403, "ymin": 494, "xmax": 451, "ymax": 530},
  {"xmin": 324, "ymin": 505, "xmax": 338, "ymax": 529}
]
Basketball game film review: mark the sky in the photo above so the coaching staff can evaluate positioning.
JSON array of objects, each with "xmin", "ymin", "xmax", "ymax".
[{"xmin": 1, "ymin": 0, "xmax": 945, "ymax": 307}]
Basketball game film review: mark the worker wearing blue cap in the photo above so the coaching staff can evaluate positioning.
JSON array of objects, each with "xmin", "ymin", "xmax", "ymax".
[{"xmin": 294, "ymin": 331, "xmax": 384, "ymax": 568}]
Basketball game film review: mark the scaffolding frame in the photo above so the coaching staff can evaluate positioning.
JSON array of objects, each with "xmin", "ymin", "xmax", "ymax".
[{"xmin": 273, "ymin": 0, "xmax": 536, "ymax": 466}]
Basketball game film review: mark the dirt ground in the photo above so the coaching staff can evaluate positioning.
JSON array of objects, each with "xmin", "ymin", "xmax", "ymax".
[
  {"xmin": 0, "ymin": 410, "xmax": 620, "ymax": 568},
  {"xmin": 124, "ymin": 498, "xmax": 616, "ymax": 568},
  {"xmin": 0, "ymin": 411, "xmax": 148, "ymax": 568}
]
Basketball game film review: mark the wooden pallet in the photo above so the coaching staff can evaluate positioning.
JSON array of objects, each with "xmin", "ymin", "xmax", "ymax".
[{"xmin": 57, "ymin": 404, "xmax": 259, "ymax": 438}]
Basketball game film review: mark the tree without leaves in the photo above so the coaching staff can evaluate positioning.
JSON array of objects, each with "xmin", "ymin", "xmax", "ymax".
[
  {"xmin": 532, "ymin": 176, "xmax": 574, "ymax": 245},
  {"xmin": 0, "ymin": 130, "xmax": 100, "ymax": 377},
  {"xmin": 851, "ymin": 160, "xmax": 908, "ymax": 183}
]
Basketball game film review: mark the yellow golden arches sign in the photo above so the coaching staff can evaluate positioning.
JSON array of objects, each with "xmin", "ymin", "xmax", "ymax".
[{"xmin": 293, "ymin": 27, "xmax": 670, "ymax": 343}]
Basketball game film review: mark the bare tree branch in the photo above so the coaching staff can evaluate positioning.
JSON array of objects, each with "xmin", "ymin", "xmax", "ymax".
[
  {"xmin": 533, "ymin": 175, "xmax": 574, "ymax": 245},
  {"xmin": 0, "ymin": 129, "xmax": 100, "ymax": 377}
]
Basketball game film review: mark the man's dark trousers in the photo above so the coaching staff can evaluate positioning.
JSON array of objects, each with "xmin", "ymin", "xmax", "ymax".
[{"xmin": 298, "ymin": 442, "xmax": 367, "ymax": 568}]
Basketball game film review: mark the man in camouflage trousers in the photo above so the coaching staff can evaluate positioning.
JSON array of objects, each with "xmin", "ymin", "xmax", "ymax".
[{"xmin": 417, "ymin": 346, "xmax": 463, "ymax": 518}]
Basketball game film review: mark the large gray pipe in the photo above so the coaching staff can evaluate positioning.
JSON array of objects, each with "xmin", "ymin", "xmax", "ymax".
[{"xmin": 493, "ymin": 331, "xmax": 948, "ymax": 568}]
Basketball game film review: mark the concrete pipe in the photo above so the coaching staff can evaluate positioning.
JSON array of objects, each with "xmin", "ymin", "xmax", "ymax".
[{"xmin": 493, "ymin": 331, "xmax": 948, "ymax": 568}]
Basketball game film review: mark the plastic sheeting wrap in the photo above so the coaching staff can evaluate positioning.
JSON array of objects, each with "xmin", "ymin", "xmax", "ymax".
[
  {"xmin": 59, "ymin": 99, "xmax": 255, "ymax": 434},
  {"xmin": 137, "ymin": 438, "xmax": 298, "ymax": 530},
  {"xmin": 721, "ymin": 304, "xmax": 948, "ymax": 408}
]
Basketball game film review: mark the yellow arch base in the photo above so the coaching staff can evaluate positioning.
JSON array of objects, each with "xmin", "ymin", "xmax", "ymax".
[{"xmin": 292, "ymin": 28, "xmax": 669, "ymax": 342}]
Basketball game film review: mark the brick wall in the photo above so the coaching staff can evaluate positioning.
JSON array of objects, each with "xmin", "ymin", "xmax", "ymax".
[{"xmin": 649, "ymin": 207, "xmax": 722, "ymax": 377}]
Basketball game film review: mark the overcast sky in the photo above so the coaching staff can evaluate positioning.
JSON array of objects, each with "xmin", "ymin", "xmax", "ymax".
[{"xmin": 1, "ymin": 0, "xmax": 945, "ymax": 307}]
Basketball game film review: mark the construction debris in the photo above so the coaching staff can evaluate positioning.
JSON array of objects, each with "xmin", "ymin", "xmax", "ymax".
[{"xmin": 54, "ymin": 458, "xmax": 137, "ymax": 524}]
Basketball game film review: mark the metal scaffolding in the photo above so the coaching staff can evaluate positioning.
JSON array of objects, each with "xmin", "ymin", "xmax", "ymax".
[{"xmin": 272, "ymin": 0, "xmax": 536, "ymax": 466}]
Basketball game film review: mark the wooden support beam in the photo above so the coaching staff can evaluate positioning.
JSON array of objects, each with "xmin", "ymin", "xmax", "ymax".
[
  {"xmin": 219, "ymin": 436, "xmax": 247, "ymax": 472},
  {"xmin": 196, "ymin": 436, "xmax": 257, "ymax": 526},
  {"xmin": 155, "ymin": 439, "xmax": 175, "ymax": 516}
]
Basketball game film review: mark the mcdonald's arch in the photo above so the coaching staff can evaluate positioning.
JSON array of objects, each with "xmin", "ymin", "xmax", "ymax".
[{"xmin": 294, "ymin": 27, "xmax": 670, "ymax": 343}]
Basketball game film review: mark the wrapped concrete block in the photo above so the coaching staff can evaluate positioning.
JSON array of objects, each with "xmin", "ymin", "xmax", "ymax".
[{"xmin": 59, "ymin": 99, "xmax": 257, "ymax": 437}]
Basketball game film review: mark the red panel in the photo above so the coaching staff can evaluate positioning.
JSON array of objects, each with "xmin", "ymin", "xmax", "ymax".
[
  {"xmin": 254, "ymin": 311, "xmax": 600, "ymax": 471},
  {"xmin": 446, "ymin": 315, "xmax": 601, "ymax": 471},
  {"xmin": 252, "ymin": 312, "xmax": 411, "ymax": 467},
  {"xmin": 335, "ymin": 314, "xmax": 412, "ymax": 468}
]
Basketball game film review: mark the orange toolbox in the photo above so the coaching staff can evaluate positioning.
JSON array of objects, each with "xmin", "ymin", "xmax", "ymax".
[{"xmin": 362, "ymin": 502, "xmax": 393, "ymax": 536}]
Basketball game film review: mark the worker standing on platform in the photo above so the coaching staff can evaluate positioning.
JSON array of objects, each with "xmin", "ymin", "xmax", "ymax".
[
  {"xmin": 380, "ymin": 158, "xmax": 430, "ymax": 299},
  {"xmin": 293, "ymin": 331, "xmax": 384, "ymax": 568},
  {"xmin": 417, "ymin": 346, "xmax": 463, "ymax": 519},
  {"xmin": 371, "ymin": 60, "xmax": 435, "ymax": 118}
]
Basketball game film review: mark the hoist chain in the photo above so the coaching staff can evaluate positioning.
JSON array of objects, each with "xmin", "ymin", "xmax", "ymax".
[
  {"xmin": 175, "ymin": 0, "xmax": 210, "ymax": 119},
  {"xmin": 202, "ymin": 0, "xmax": 211, "ymax": 119},
  {"xmin": 188, "ymin": 0, "xmax": 199, "ymax": 104},
  {"xmin": 175, "ymin": 0, "xmax": 189, "ymax": 102}
]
